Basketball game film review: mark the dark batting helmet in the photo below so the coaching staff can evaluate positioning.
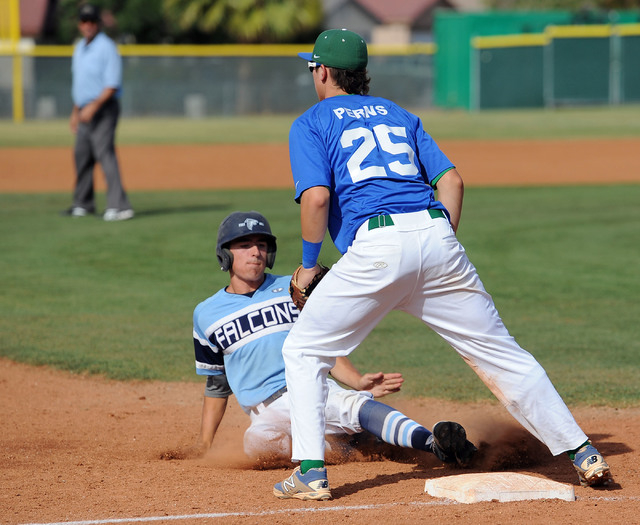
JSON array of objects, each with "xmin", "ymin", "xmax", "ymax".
[{"xmin": 216, "ymin": 211, "xmax": 277, "ymax": 272}]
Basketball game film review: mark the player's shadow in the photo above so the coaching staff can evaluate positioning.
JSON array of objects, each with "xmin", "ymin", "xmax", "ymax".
[
  {"xmin": 586, "ymin": 433, "xmax": 632, "ymax": 459},
  {"xmin": 332, "ymin": 469, "xmax": 430, "ymax": 498},
  {"xmin": 332, "ymin": 460, "xmax": 471, "ymax": 498}
]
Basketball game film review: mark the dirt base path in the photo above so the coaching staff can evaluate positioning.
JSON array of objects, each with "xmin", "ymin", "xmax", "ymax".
[
  {"xmin": 2, "ymin": 138, "xmax": 640, "ymax": 193},
  {"xmin": 1, "ymin": 358, "xmax": 639, "ymax": 525}
]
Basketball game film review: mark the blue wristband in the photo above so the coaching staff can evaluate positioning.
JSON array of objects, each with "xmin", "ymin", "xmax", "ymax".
[{"xmin": 302, "ymin": 239, "xmax": 323, "ymax": 269}]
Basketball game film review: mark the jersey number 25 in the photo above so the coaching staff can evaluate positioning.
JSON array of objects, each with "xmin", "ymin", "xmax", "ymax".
[{"xmin": 340, "ymin": 124, "xmax": 419, "ymax": 183}]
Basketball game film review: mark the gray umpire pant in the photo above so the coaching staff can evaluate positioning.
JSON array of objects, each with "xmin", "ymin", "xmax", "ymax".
[{"xmin": 73, "ymin": 97, "xmax": 131, "ymax": 212}]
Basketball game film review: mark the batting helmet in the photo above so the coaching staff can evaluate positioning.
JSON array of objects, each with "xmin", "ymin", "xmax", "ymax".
[{"xmin": 216, "ymin": 211, "xmax": 277, "ymax": 272}]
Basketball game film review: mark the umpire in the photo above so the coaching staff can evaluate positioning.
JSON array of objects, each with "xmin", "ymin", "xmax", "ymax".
[{"xmin": 63, "ymin": 3, "xmax": 134, "ymax": 221}]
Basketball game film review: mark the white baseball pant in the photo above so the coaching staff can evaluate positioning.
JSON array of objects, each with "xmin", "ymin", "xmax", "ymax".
[
  {"xmin": 283, "ymin": 209, "xmax": 588, "ymax": 461},
  {"xmin": 243, "ymin": 379, "xmax": 372, "ymax": 460}
]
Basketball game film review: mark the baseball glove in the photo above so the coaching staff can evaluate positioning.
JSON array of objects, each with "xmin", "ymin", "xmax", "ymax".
[{"xmin": 289, "ymin": 264, "xmax": 330, "ymax": 311}]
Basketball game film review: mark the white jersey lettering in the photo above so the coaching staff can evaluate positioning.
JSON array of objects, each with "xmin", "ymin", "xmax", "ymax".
[
  {"xmin": 262, "ymin": 306, "xmax": 277, "ymax": 327},
  {"xmin": 247, "ymin": 310, "xmax": 264, "ymax": 332},
  {"xmin": 218, "ymin": 322, "xmax": 239, "ymax": 347},
  {"xmin": 333, "ymin": 105, "xmax": 388, "ymax": 120},
  {"xmin": 207, "ymin": 296, "xmax": 299, "ymax": 353},
  {"xmin": 273, "ymin": 301, "xmax": 295, "ymax": 324}
]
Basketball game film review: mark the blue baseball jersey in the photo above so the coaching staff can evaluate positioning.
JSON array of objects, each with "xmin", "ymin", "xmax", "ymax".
[
  {"xmin": 289, "ymin": 95, "xmax": 454, "ymax": 253},
  {"xmin": 193, "ymin": 274, "xmax": 298, "ymax": 409}
]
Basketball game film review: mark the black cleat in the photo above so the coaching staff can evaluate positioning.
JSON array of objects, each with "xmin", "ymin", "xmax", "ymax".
[{"xmin": 432, "ymin": 421, "xmax": 477, "ymax": 466}]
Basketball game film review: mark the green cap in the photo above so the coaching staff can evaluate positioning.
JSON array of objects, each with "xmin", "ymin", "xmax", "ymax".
[{"xmin": 298, "ymin": 29, "xmax": 368, "ymax": 71}]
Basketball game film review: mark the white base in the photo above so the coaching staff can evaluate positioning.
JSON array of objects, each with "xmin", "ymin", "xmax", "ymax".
[{"xmin": 424, "ymin": 472, "xmax": 575, "ymax": 504}]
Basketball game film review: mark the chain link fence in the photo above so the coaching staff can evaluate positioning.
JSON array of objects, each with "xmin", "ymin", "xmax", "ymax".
[{"xmin": 0, "ymin": 46, "xmax": 434, "ymax": 120}]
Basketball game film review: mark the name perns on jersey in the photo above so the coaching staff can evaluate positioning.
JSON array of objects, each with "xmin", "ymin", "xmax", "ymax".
[{"xmin": 333, "ymin": 105, "xmax": 388, "ymax": 120}]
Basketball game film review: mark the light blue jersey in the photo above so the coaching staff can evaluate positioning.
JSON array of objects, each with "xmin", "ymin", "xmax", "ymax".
[
  {"xmin": 72, "ymin": 32, "xmax": 122, "ymax": 107},
  {"xmin": 193, "ymin": 274, "xmax": 298, "ymax": 409},
  {"xmin": 289, "ymin": 95, "xmax": 454, "ymax": 253}
]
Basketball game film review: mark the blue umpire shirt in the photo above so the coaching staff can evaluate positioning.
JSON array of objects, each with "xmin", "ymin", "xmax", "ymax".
[{"xmin": 72, "ymin": 32, "xmax": 122, "ymax": 108}]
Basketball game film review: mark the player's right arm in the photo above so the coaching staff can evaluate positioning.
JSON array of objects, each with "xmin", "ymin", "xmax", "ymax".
[
  {"xmin": 197, "ymin": 372, "xmax": 232, "ymax": 452},
  {"xmin": 296, "ymin": 185, "xmax": 331, "ymax": 286},
  {"xmin": 300, "ymin": 185, "xmax": 330, "ymax": 243},
  {"xmin": 193, "ymin": 305, "xmax": 232, "ymax": 452},
  {"xmin": 198, "ymin": 395, "xmax": 228, "ymax": 451}
]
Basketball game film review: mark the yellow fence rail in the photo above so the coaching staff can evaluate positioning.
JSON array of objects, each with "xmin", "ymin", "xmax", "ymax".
[
  {"xmin": 472, "ymin": 22, "xmax": 640, "ymax": 49},
  {"xmin": 0, "ymin": 0, "xmax": 22, "ymax": 122},
  {"xmin": 0, "ymin": 41, "xmax": 435, "ymax": 57},
  {"xmin": 0, "ymin": 31, "xmax": 434, "ymax": 123}
]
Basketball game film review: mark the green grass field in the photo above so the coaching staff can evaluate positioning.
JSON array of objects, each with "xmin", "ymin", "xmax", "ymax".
[
  {"xmin": 1, "ymin": 184, "xmax": 639, "ymax": 406},
  {"xmin": 1, "ymin": 107, "xmax": 639, "ymax": 407},
  {"xmin": 2, "ymin": 104, "xmax": 640, "ymax": 147}
]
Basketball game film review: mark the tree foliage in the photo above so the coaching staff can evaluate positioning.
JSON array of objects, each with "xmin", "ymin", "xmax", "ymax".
[
  {"xmin": 41, "ymin": 0, "xmax": 639, "ymax": 45},
  {"xmin": 162, "ymin": 0, "xmax": 323, "ymax": 43},
  {"xmin": 43, "ymin": 0, "xmax": 322, "ymax": 44}
]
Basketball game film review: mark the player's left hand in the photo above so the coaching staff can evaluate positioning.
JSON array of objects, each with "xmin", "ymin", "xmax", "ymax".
[{"xmin": 359, "ymin": 372, "xmax": 404, "ymax": 398}]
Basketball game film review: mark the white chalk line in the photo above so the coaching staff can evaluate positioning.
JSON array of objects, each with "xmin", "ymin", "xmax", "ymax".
[
  {"xmin": 18, "ymin": 495, "xmax": 640, "ymax": 525},
  {"xmin": 19, "ymin": 500, "xmax": 453, "ymax": 525}
]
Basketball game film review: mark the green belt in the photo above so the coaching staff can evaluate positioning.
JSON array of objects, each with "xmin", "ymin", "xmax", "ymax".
[{"xmin": 368, "ymin": 209, "xmax": 445, "ymax": 231}]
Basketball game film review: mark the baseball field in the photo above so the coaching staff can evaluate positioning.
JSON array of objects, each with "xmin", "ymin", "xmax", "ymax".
[{"xmin": 1, "ymin": 106, "xmax": 640, "ymax": 524}]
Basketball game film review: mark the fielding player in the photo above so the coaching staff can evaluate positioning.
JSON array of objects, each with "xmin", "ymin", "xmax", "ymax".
[{"xmin": 275, "ymin": 29, "xmax": 611, "ymax": 500}]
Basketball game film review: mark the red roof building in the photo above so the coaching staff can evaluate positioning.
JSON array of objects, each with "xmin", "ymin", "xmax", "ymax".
[{"xmin": 323, "ymin": 0, "xmax": 456, "ymax": 44}]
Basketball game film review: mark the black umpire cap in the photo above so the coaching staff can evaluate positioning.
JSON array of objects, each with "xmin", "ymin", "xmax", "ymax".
[{"xmin": 79, "ymin": 4, "xmax": 100, "ymax": 22}]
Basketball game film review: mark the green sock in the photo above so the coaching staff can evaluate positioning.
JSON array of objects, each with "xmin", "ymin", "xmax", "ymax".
[
  {"xmin": 566, "ymin": 440, "xmax": 590, "ymax": 460},
  {"xmin": 300, "ymin": 460, "xmax": 324, "ymax": 474}
]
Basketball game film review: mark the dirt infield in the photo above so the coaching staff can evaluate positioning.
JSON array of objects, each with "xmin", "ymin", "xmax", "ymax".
[
  {"xmin": 2, "ymin": 359, "xmax": 639, "ymax": 525},
  {"xmin": 2, "ymin": 138, "xmax": 640, "ymax": 193},
  {"xmin": 2, "ymin": 139, "xmax": 640, "ymax": 525}
]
